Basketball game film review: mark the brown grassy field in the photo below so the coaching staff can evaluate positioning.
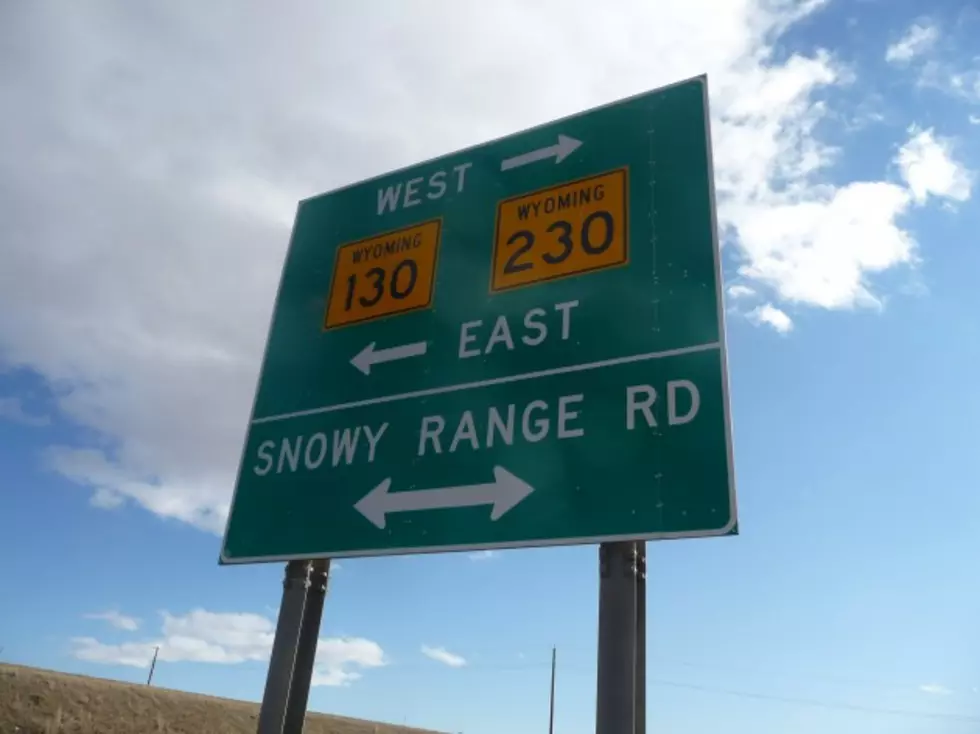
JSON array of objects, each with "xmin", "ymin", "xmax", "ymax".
[{"xmin": 0, "ymin": 663, "xmax": 443, "ymax": 734}]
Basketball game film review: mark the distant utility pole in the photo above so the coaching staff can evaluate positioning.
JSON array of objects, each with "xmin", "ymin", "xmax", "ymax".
[
  {"xmin": 548, "ymin": 646, "xmax": 557, "ymax": 734},
  {"xmin": 146, "ymin": 646, "xmax": 160, "ymax": 686}
]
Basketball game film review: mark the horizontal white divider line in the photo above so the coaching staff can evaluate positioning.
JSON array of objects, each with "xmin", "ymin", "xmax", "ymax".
[{"xmin": 251, "ymin": 341, "xmax": 721, "ymax": 426}]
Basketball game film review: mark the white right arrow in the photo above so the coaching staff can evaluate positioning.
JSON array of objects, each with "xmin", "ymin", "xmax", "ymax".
[
  {"xmin": 354, "ymin": 466, "xmax": 535, "ymax": 529},
  {"xmin": 350, "ymin": 340, "xmax": 427, "ymax": 375},
  {"xmin": 500, "ymin": 134, "xmax": 583, "ymax": 171}
]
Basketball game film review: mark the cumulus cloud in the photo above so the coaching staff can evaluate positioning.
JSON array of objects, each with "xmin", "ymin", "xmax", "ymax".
[
  {"xmin": 885, "ymin": 22, "xmax": 939, "ymax": 64},
  {"xmin": 0, "ymin": 396, "xmax": 49, "ymax": 427},
  {"xmin": 896, "ymin": 127, "xmax": 973, "ymax": 205},
  {"xmin": 468, "ymin": 550, "xmax": 497, "ymax": 561},
  {"xmin": 45, "ymin": 447, "xmax": 227, "ymax": 533},
  {"xmin": 918, "ymin": 60, "xmax": 980, "ymax": 104},
  {"xmin": 729, "ymin": 181, "xmax": 917, "ymax": 310},
  {"xmin": 947, "ymin": 71, "xmax": 980, "ymax": 102},
  {"xmin": 72, "ymin": 638, "xmax": 159, "ymax": 668},
  {"xmin": 312, "ymin": 638, "xmax": 387, "ymax": 686},
  {"xmin": 726, "ymin": 285, "xmax": 756, "ymax": 299},
  {"xmin": 84, "ymin": 610, "xmax": 140, "ymax": 632},
  {"xmin": 747, "ymin": 304, "xmax": 794, "ymax": 333},
  {"xmin": 72, "ymin": 609, "xmax": 385, "ymax": 686},
  {"xmin": 421, "ymin": 645, "xmax": 467, "ymax": 668},
  {"xmin": 0, "ymin": 1, "xmax": 973, "ymax": 531}
]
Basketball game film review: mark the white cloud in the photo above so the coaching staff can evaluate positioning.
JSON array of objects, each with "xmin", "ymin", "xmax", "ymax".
[
  {"xmin": 208, "ymin": 172, "xmax": 301, "ymax": 230},
  {"xmin": 920, "ymin": 683, "xmax": 953, "ymax": 696},
  {"xmin": 712, "ymin": 56, "xmax": 956, "ymax": 319},
  {"xmin": 158, "ymin": 609, "xmax": 274, "ymax": 663},
  {"xmin": 946, "ymin": 70, "xmax": 980, "ymax": 102},
  {"xmin": 919, "ymin": 61, "xmax": 980, "ymax": 104},
  {"xmin": 468, "ymin": 550, "xmax": 497, "ymax": 561},
  {"xmin": 91, "ymin": 487, "xmax": 126, "ymax": 509},
  {"xmin": 896, "ymin": 127, "xmax": 973, "ymax": 205},
  {"xmin": 726, "ymin": 285, "xmax": 756, "ymax": 299},
  {"xmin": 0, "ymin": 396, "xmax": 49, "ymax": 427},
  {"xmin": 421, "ymin": 645, "xmax": 467, "ymax": 668},
  {"xmin": 84, "ymin": 610, "xmax": 140, "ymax": 632},
  {"xmin": 970, "ymin": 115, "xmax": 980, "ymax": 125},
  {"xmin": 885, "ymin": 22, "xmax": 939, "ymax": 64},
  {"xmin": 729, "ymin": 181, "xmax": 916, "ymax": 310},
  {"xmin": 312, "ymin": 638, "xmax": 386, "ymax": 686},
  {"xmin": 72, "ymin": 608, "xmax": 385, "ymax": 686},
  {"xmin": 72, "ymin": 638, "xmax": 160, "ymax": 667},
  {"xmin": 45, "ymin": 447, "xmax": 227, "ymax": 533},
  {"xmin": 748, "ymin": 304, "xmax": 794, "ymax": 333},
  {"xmin": 0, "ymin": 1, "xmax": 970, "ymax": 530}
]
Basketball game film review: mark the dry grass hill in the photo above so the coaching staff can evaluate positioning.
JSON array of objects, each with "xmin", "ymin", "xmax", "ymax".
[{"xmin": 0, "ymin": 663, "xmax": 443, "ymax": 734}]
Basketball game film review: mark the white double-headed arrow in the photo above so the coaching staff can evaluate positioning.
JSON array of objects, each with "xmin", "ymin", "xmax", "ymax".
[
  {"xmin": 354, "ymin": 466, "xmax": 534, "ymax": 529},
  {"xmin": 500, "ymin": 134, "xmax": 583, "ymax": 171},
  {"xmin": 350, "ymin": 340, "xmax": 427, "ymax": 375}
]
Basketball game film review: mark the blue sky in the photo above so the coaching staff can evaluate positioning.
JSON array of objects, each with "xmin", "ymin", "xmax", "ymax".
[{"xmin": 1, "ymin": 1, "xmax": 980, "ymax": 733}]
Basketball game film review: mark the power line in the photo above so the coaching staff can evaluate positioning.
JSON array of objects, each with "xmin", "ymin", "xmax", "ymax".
[
  {"xmin": 469, "ymin": 649, "xmax": 961, "ymax": 700},
  {"xmin": 551, "ymin": 641, "xmax": 941, "ymax": 693},
  {"xmin": 396, "ymin": 657, "xmax": 980, "ymax": 724},
  {"xmin": 654, "ymin": 655, "xmax": 929, "ymax": 693},
  {"xmin": 647, "ymin": 678, "xmax": 980, "ymax": 724}
]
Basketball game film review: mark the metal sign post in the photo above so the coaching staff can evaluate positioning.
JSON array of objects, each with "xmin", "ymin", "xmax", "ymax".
[
  {"xmin": 595, "ymin": 541, "xmax": 637, "ymax": 734},
  {"xmin": 257, "ymin": 560, "xmax": 311, "ymax": 734},
  {"xmin": 283, "ymin": 559, "xmax": 331, "ymax": 733}
]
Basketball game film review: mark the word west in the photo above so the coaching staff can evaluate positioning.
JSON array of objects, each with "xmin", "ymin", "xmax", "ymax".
[
  {"xmin": 377, "ymin": 162, "xmax": 473, "ymax": 215},
  {"xmin": 253, "ymin": 423, "xmax": 388, "ymax": 476},
  {"xmin": 459, "ymin": 300, "xmax": 579, "ymax": 359}
]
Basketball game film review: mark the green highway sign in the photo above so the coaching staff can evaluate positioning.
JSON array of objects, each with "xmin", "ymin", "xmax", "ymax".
[{"xmin": 220, "ymin": 74, "xmax": 737, "ymax": 564}]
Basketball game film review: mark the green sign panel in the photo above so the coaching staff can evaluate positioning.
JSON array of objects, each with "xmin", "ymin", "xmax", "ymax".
[{"xmin": 220, "ymin": 75, "xmax": 736, "ymax": 564}]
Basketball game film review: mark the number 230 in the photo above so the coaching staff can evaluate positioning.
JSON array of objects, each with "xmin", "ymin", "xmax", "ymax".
[{"xmin": 503, "ymin": 210, "xmax": 615, "ymax": 275}]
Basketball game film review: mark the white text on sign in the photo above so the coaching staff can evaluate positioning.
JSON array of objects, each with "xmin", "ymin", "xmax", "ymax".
[
  {"xmin": 252, "ymin": 423, "xmax": 389, "ymax": 476},
  {"xmin": 376, "ymin": 163, "xmax": 473, "ymax": 216},
  {"xmin": 458, "ymin": 301, "xmax": 579, "ymax": 359},
  {"xmin": 248, "ymin": 380, "xmax": 701, "ymax": 478},
  {"xmin": 419, "ymin": 395, "xmax": 585, "ymax": 456}
]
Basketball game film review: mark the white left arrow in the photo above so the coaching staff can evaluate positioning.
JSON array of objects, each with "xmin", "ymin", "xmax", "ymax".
[
  {"xmin": 354, "ymin": 466, "xmax": 535, "ymax": 529},
  {"xmin": 350, "ymin": 340, "xmax": 427, "ymax": 375}
]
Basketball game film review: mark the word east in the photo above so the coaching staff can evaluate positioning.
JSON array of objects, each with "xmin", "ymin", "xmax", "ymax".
[{"xmin": 459, "ymin": 301, "xmax": 578, "ymax": 359}]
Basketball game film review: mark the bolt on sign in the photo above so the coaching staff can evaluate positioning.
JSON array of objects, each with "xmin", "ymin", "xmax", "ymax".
[{"xmin": 220, "ymin": 74, "xmax": 737, "ymax": 564}]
